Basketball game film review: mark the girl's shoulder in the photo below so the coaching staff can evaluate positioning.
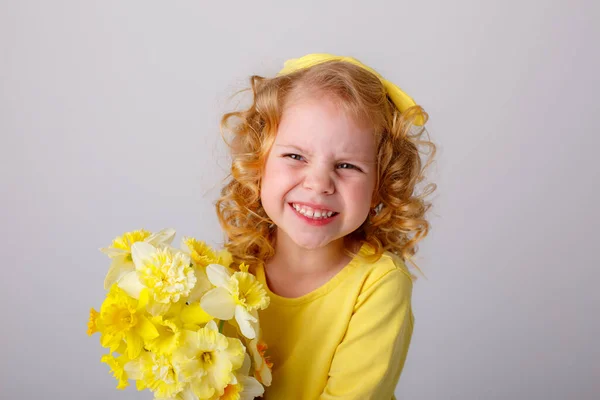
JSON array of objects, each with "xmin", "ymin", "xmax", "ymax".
[{"xmin": 353, "ymin": 243, "xmax": 415, "ymax": 288}]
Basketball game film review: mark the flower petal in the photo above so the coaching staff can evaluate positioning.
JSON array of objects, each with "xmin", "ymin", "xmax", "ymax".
[
  {"xmin": 117, "ymin": 271, "xmax": 144, "ymax": 299},
  {"xmin": 217, "ymin": 250, "xmax": 233, "ymax": 266},
  {"xmin": 240, "ymin": 353, "xmax": 251, "ymax": 376},
  {"xmin": 179, "ymin": 385, "xmax": 200, "ymax": 400},
  {"xmin": 146, "ymin": 228, "xmax": 176, "ymax": 246},
  {"xmin": 100, "ymin": 333, "xmax": 121, "ymax": 353},
  {"xmin": 226, "ymin": 336, "xmax": 246, "ymax": 371},
  {"xmin": 137, "ymin": 288, "xmax": 150, "ymax": 311},
  {"xmin": 205, "ymin": 319, "xmax": 218, "ymax": 332},
  {"xmin": 258, "ymin": 363, "xmax": 272, "ymax": 387},
  {"xmin": 130, "ymin": 241, "xmax": 157, "ymax": 269},
  {"xmin": 135, "ymin": 315, "xmax": 159, "ymax": 341},
  {"xmin": 206, "ymin": 264, "xmax": 232, "ymax": 288},
  {"xmin": 191, "ymin": 378, "xmax": 215, "ymax": 400},
  {"xmin": 146, "ymin": 300, "xmax": 170, "ymax": 317},
  {"xmin": 99, "ymin": 246, "xmax": 128, "ymax": 258},
  {"xmin": 146, "ymin": 318, "xmax": 179, "ymax": 355},
  {"xmin": 180, "ymin": 303, "xmax": 213, "ymax": 326},
  {"xmin": 206, "ymin": 355, "xmax": 235, "ymax": 395},
  {"xmin": 104, "ymin": 256, "xmax": 134, "ymax": 290},
  {"xmin": 125, "ymin": 331, "xmax": 144, "ymax": 359},
  {"xmin": 248, "ymin": 338, "xmax": 272, "ymax": 386},
  {"xmin": 101, "ymin": 354, "xmax": 129, "ymax": 390},
  {"xmin": 123, "ymin": 356, "xmax": 145, "ymax": 381},
  {"xmin": 187, "ymin": 266, "xmax": 213, "ymax": 303},
  {"xmin": 239, "ymin": 375, "xmax": 265, "ymax": 400},
  {"xmin": 200, "ymin": 288, "xmax": 236, "ymax": 320},
  {"xmin": 179, "ymin": 237, "xmax": 191, "ymax": 254},
  {"xmin": 235, "ymin": 306, "xmax": 257, "ymax": 340}
]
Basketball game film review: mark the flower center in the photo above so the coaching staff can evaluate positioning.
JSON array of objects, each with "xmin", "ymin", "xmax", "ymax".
[
  {"xmin": 233, "ymin": 272, "xmax": 268, "ymax": 310},
  {"xmin": 221, "ymin": 383, "xmax": 242, "ymax": 400},
  {"xmin": 201, "ymin": 351, "xmax": 214, "ymax": 365},
  {"xmin": 106, "ymin": 305, "xmax": 136, "ymax": 332}
]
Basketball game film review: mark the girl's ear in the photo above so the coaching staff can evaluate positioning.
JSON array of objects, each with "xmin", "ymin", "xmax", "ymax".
[{"xmin": 371, "ymin": 203, "xmax": 383, "ymax": 216}]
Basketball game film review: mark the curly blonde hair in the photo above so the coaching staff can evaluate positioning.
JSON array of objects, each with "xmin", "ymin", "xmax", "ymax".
[{"xmin": 216, "ymin": 60, "xmax": 437, "ymax": 273}]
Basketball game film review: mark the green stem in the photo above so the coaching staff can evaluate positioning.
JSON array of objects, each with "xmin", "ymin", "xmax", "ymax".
[{"xmin": 218, "ymin": 319, "xmax": 225, "ymax": 333}]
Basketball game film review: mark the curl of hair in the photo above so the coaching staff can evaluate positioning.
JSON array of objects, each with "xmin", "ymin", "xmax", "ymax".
[{"xmin": 216, "ymin": 61, "xmax": 437, "ymax": 274}]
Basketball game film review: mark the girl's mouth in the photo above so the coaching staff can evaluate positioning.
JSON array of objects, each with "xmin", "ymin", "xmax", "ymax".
[{"xmin": 288, "ymin": 203, "xmax": 339, "ymax": 225}]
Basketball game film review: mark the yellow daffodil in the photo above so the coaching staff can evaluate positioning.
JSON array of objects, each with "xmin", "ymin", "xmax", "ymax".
[
  {"xmin": 173, "ymin": 320, "xmax": 245, "ymax": 399},
  {"xmin": 97, "ymin": 285, "xmax": 159, "ymax": 359},
  {"xmin": 219, "ymin": 354, "xmax": 264, "ymax": 400},
  {"xmin": 101, "ymin": 353, "xmax": 130, "ymax": 389},
  {"xmin": 90, "ymin": 229, "xmax": 272, "ymax": 399},
  {"xmin": 145, "ymin": 316, "xmax": 181, "ymax": 355},
  {"xmin": 187, "ymin": 264, "xmax": 213, "ymax": 304},
  {"xmin": 180, "ymin": 237, "xmax": 233, "ymax": 268},
  {"xmin": 200, "ymin": 264, "xmax": 269, "ymax": 339},
  {"xmin": 101, "ymin": 228, "xmax": 176, "ymax": 290},
  {"xmin": 180, "ymin": 238, "xmax": 234, "ymax": 303},
  {"xmin": 247, "ymin": 338, "xmax": 272, "ymax": 387},
  {"xmin": 125, "ymin": 352, "xmax": 184, "ymax": 399},
  {"xmin": 216, "ymin": 250, "xmax": 234, "ymax": 270},
  {"xmin": 117, "ymin": 242, "xmax": 196, "ymax": 307},
  {"xmin": 179, "ymin": 302, "xmax": 214, "ymax": 330},
  {"xmin": 87, "ymin": 308, "xmax": 99, "ymax": 336},
  {"xmin": 157, "ymin": 300, "xmax": 213, "ymax": 332},
  {"xmin": 181, "ymin": 237, "xmax": 219, "ymax": 267}
]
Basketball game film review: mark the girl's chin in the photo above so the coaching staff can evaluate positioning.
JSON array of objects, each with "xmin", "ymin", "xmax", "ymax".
[{"xmin": 283, "ymin": 232, "xmax": 342, "ymax": 251}]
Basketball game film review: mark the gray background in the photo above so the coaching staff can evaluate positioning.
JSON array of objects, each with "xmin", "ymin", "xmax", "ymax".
[{"xmin": 2, "ymin": 0, "xmax": 598, "ymax": 399}]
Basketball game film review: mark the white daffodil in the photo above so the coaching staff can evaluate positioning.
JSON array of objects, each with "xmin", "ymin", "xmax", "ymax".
[
  {"xmin": 180, "ymin": 238, "xmax": 233, "ymax": 303},
  {"xmin": 124, "ymin": 352, "xmax": 184, "ymax": 399},
  {"xmin": 117, "ymin": 242, "xmax": 196, "ymax": 310},
  {"xmin": 219, "ymin": 354, "xmax": 265, "ymax": 400},
  {"xmin": 172, "ymin": 320, "xmax": 245, "ymax": 399},
  {"xmin": 101, "ymin": 228, "xmax": 176, "ymax": 290},
  {"xmin": 247, "ymin": 338, "xmax": 272, "ymax": 387},
  {"xmin": 200, "ymin": 264, "xmax": 269, "ymax": 340}
]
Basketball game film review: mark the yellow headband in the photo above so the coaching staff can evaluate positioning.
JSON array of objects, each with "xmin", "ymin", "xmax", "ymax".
[{"xmin": 277, "ymin": 53, "xmax": 425, "ymax": 126}]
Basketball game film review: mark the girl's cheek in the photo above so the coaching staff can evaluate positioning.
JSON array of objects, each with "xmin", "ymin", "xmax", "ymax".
[
  {"xmin": 266, "ymin": 164, "xmax": 293, "ymax": 186},
  {"xmin": 277, "ymin": 161, "xmax": 300, "ymax": 177}
]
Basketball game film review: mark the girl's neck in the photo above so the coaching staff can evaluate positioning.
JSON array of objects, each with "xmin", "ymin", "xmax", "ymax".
[{"xmin": 267, "ymin": 229, "xmax": 356, "ymax": 276}]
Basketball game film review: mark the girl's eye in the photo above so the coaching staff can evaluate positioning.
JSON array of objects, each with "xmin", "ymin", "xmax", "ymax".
[
  {"xmin": 338, "ymin": 163, "xmax": 359, "ymax": 170},
  {"xmin": 284, "ymin": 153, "xmax": 304, "ymax": 161},
  {"xmin": 283, "ymin": 155, "xmax": 361, "ymax": 172}
]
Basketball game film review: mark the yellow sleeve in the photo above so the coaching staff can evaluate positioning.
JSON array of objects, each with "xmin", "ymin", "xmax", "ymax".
[{"xmin": 320, "ymin": 267, "xmax": 414, "ymax": 400}]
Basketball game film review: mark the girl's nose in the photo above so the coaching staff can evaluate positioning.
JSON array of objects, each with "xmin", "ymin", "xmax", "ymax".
[{"xmin": 302, "ymin": 167, "xmax": 335, "ymax": 195}]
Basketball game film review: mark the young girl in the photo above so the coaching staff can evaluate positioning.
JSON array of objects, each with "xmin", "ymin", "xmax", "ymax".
[{"xmin": 216, "ymin": 53, "xmax": 436, "ymax": 399}]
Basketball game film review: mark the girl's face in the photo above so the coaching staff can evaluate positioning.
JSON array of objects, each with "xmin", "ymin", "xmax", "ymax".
[{"xmin": 260, "ymin": 94, "xmax": 377, "ymax": 251}]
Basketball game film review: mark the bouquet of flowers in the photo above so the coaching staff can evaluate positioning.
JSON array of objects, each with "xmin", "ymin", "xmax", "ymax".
[{"xmin": 87, "ymin": 228, "xmax": 272, "ymax": 400}]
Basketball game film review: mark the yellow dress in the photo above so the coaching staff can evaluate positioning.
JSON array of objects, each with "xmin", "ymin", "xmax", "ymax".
[{"xmin": 255, "ymin": 243, "xmax": 415, "ymax": 399}]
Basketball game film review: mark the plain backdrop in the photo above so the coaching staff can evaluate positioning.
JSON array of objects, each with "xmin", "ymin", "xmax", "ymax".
[{"xmin": 1, "ymin": 1, "xmax": 598, "ymax": 399}]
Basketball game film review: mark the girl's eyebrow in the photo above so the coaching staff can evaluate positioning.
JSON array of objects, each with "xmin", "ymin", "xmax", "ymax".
[
  {"xmin": 276, "ymin": 143, "xmax": 376, "ymax": 163},
  {"xmin": 275, "ymin": 144, "xmax": 312, "ymax": 155}
]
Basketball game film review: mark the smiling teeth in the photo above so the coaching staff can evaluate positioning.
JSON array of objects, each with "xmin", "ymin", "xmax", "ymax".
[{"xmin": 292, "ymin": 203, "xmax": 335, "ymax": 219}]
